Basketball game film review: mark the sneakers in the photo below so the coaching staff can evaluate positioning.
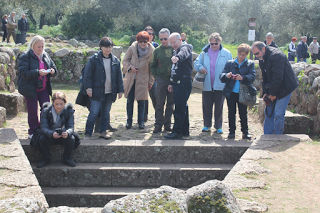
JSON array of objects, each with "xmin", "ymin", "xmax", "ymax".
[
  {"xmin": 99, "ymin": 132, "xmax": 111, "ymax": 140},
  {"xmin": 216, "ymin": 128, "xmax": 223, "ymax": 134},
  {"xmin": 28, "ymin": 134, "xmax": 33, "ymax": 139},
  {"xmin": 37, "ymin": 160, "xmax": 50, "ymax": 168},
  {"xmin": 63, "ymin": 159, "xmax": 76, "ymax": 167},
  {"xmin": 84, "ymin": 134, "xmax": 91, "ymax": 140},
  {"xmin": 243, "ymin": 133, "xmax": 252, "ymax": 140},
  {"xmin": 202, "ymin": 127, "xmax": 211, "ymax": 132}
]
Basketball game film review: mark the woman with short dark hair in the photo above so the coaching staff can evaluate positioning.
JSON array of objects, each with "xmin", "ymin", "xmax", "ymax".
[
  {"xmin": 2, "ymin": 14, "xmax": 7, "ymax": 42},
  {"xmin": 83, "ymin": 37, "xmax": 124, "ymax": 139},
  {"xmin": 219, "ymin": 44, "xmax": 256, "ymax": 139},
  {"xmin": 122, "ymin": 31, "xmax": 155, "ymax": 129}
]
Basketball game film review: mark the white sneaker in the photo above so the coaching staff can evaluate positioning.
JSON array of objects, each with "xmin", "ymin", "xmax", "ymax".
[
  {"xmin": 28, "ymin": 134, "xmax": 33, "ymax": 139},
  {"xmin": 83, "ymin": 134, "xmax": 91, "ymax": 140}
]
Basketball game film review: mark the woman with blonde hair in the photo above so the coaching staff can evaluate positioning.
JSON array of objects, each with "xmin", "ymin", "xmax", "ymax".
[
  {"xmin": 122, "ymin": 31, "xmax": 155, "ymax": 129},
  {"xmin": 18, "ymin": 35, "xmax": 58, "ymax": 139},
  {"xmin": 219, "ymin": 44, "xmax": 256, "ymax": 139}
]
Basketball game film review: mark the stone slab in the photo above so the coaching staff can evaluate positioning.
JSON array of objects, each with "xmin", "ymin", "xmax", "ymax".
[
  {"xmin": 33, "ymin": 163, "xmax": 232, "ymax": 188},
  {"xmin": 0, "ymin": 92, "xmax": 26, "ymax": 115},
  {"xmin": 21, "ymin": 139, "xmax": 251, "ymax": 164}
]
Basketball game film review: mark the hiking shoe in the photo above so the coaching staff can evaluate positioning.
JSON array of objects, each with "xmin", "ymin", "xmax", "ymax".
[
  {"xmin": 164, "ymin": 126, "xmax": 172, "ymax": 131},
  {"xmin": 37, "ymin": 160, "xmax": 50, "ymax": 168},
  {"xmin": 228, "ymin": 132, "xmax": 235, "ymax": 139},
  {"xmin": 202, "ymin": 127, "xmax": 211, "ymax": 132},
  {"xmin": 99, "ymin": 132, "xmax": 111, "ymax": 140},
  {"xmin": 216, "ymin": 128, "xmax": 223, "ymax": 134},
  {"xmin": 63, "ymin": 159, "xmax": 76, "ymax": 167},
  {"xmin": 153, "ymin": 126, "xmax": 162, "ymax": 133},
  {"xmin": 84, "ymin": 134, "xmax": 91, "ymax": 140},
  {"xmin": 164, "ymin": 132, "xmax": 182, "ymax": 140},
  {"xmin": 107, "ymin": 126, "xmax": 117, "ymax": 132}
]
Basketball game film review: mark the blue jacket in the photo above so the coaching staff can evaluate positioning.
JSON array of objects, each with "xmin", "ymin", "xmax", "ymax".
[
  {"xmin": 297, "ymin": 40, "xmax": 309, "ymax": 59},
  {"xmin": 83, "ymin": 51, "xmax": 124, "ymax": 102},
  {"xmin": 219, "ymin": 59, "xmax": 256, "ymax": 99},
  {"xmin": 194, "ymin": 44, "xmax": 232, "ymax": 91}
]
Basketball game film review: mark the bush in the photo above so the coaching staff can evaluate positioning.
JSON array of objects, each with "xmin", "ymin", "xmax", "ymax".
[
  {"xmin": 37, "ymin": 25, "xmax": 62, "ymax": 37},
  {"xmin": 61, "ymin": 7, "xmax": 113, "ymax": 38}
]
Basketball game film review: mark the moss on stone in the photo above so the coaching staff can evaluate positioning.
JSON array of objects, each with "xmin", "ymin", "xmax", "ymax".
[{"xmin": 188, "ymin": 190, "xmax": 231, "ymax": 213}]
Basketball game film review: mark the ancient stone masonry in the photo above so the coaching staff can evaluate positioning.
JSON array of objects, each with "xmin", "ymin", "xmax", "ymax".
[{"xmin": 0, "ymin": 47, "xmax": 17, "ymax": 92}]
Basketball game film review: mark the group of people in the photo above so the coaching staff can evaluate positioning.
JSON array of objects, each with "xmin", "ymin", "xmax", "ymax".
[
  {"xmin": 286, "ymin": 36, "xmax": 319, "ymax": 64},
  {"xmin": 2, "ymin": 12, "xmax": 29, "ymax": 43},
  {"xmin": 18, "ymin": 27, "xmax": 299, "ymax": 168}
]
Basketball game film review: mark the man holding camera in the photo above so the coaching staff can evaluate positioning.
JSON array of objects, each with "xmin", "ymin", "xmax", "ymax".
[{"xmin": 251, "ymin": 41, "xmax": 298, "ymax": 134}]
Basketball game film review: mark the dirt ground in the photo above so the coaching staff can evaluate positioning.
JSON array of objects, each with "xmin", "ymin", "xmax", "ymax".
[{"xmin": 3, "ymin": 84, "xmax": 320, "ymax": 212}]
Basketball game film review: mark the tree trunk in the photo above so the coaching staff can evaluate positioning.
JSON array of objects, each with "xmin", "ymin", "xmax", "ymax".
[
  {"xmin": 39, "ymin": 13, "xmax": 45, "ymax": 29},
  {"xmin": 27, "ymin": 12, "xmax": 37, "ymax": 26}
]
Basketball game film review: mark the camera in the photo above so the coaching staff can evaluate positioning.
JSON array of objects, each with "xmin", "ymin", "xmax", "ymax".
[
  {"xmin": 264, "ymin": 95, "xmax": 271, "ymax": 106},
  {"xmin": 231, "ymin": 74, "xmax": 237, "ymax": 80},
  {"xmin": 55, "ymin": 128, "xmax": 62, "ymax": 135},
  {"xmin": 37, "ymin": 79, "xmax": 43, "ymax": 89}
]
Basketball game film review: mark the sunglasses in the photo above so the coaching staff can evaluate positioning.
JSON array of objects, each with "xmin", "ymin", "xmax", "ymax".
[
  {"xmin": 139, "ymin": 40, "xmax": 148, "ymax": 43},
  {"xmin": 160, "ymin": 38, "xmax": 168, "ymax": 41},
  {"xmin": 210, "ymin": 43, "xmax": 219, "ymax": 46},
  {"xmin": 148, "ymin": 33, "xmax": 155, "ymax": 36},
  {"xmin": 253, "ymin": 51, "xmax": 260, "ymax": 56}
]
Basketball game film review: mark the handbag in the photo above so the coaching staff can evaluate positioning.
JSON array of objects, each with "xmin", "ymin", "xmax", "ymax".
[
  {"xmin": 75, "ymin": 90, "xmax": 88, "ymax": 106},
  {"xmin": 192, "ymin": 52, "xmax": 205, "ymax": 90},
  {"xmin": 30, "ymin": 126, "xmax": 42, "ymax": 150},
  {"xmin": 290, "ymin": 51, "xmax": 296, "ymax": 58},
  {"xmin": 239, "ymin": 83, "xmax": 257, "ymax": 107}
]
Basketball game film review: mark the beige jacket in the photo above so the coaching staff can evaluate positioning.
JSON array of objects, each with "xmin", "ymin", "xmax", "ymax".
[
  {"xmin": 122, "ymin": 41, "xmax": 155, "ymax": 101},
  {"xmin": 7, "ymin": 15, "xmax": 16, "ymax": 29},
  {"xmin": 309, "ymin": 42, "xmax": 319, "ymax": 54}
]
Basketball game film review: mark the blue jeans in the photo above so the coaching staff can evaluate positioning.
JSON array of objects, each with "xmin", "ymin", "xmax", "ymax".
[
  {"xmin": 127, "ymin": 81, "xmax": 145, "ymax": 125},
  {"xmin": 172, "ymin": 80, "xmax": 192, "ymax": 135},
  {"xmin": 297, "ymin": 58, "xmax": 307, "ymax": 62},
  {"xmin": 85, "ymin": 93, "xmax": 113, "ymax": 136},
  {"xmin": 264, "ymin": 92, "xmax": 292, "ymax": 134}
]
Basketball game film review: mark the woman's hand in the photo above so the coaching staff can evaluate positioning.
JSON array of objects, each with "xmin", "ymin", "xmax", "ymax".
[
  {"xmin": 227, "ymin": 72, "xmax": 233, "ymax": 78},
  {"xmin": 235, "ymin": 74, "xmax": 243, "ymax": 81},
  {"xmin": 148, "ymin": 84, "xmax": 152, "ymax": 90},
  {"xmin": 39, "ymin": 69, "xmax": 50, "ymax": 76},
  {"xmin": 61, "ymin": 132, "xmax": 68, "ymax": 139},
  {"xmin": 118, "ymin": 92, "xmax": 123, "ymax": 99},
  {"xmin": 200, "ymin": 67, "xmax": 207, "ymax": 74},
  {"xmin": 50, "ymin": 68, "xmax": 55, "ymax": 75},
  {"xmin": 130, "ymin": 65, "xmax": 139, "ymax": 73},
  {"xmin": 53, "ymin": 132, "xmax": 61, "ymax": 139}
]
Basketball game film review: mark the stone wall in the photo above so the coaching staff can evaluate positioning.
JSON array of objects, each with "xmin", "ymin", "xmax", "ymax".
[{"xmin": 0, "ymin": 47, "xmax": 17, "ymax": 92}]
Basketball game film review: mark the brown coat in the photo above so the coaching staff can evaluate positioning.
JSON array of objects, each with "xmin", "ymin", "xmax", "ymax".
[{"xmin": 122, "ymin": 41, "xmax": 155, "ymax": 101}]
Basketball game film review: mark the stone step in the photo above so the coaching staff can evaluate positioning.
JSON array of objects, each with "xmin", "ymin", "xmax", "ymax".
[
  {"xmin": 42, "ymin": 186, "xmax": 150, "ymax": 207},
  {"xmin": 33, "ymin": 162, "xmax": 232, "ymax": 188},
  {"xmin": 21, "ymin": 139, "xmax": 251, "ymax": 164}
]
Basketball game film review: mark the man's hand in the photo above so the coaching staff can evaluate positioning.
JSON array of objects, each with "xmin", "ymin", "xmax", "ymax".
[
  {"xmin": 269, "ymin": 95, "xmax": 277, "ymax": 102},
  {"xmin": 168, "ymin": 85, "xmax": 173, "ymax": 93},
  {"xmin": 171, "ymin": 56, "xmax": 179, "ymax": 64},
  {"xmin": 118, "ymin": 92, "xmax": 123, "ymax": 99},
  {"xmin": 87, "ymin": 89, "xmax": 92, "ymax": 97}
]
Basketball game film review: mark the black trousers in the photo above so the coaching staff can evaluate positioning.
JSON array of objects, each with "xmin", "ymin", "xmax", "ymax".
[
  {"xmin": 226, "ymin": 92, "xmax": 248, "ymax": 133},
  {"xmin": 39, "ymin": 134, "xmax": 75, "ymax": 161}
]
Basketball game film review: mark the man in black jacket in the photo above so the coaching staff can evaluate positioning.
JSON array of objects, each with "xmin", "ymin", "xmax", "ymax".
[
  {"xmin": 297, "ymin": 36, "xmax": 309, "ymax": 62},
  {"xmin": 164, "ymin": 33, "xmax": 193, "ymax": 140},
  {"xmin": 252, "ymin": 41, "xmax": 298, "ymax": 134}
]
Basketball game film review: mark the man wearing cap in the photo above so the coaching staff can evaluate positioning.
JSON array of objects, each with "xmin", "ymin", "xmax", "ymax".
[{"xmin": 309, "ymin": 37, "xmax": 319, "ymax": 64}]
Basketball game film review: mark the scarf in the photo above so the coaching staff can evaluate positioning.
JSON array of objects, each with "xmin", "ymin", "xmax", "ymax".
[
  {"xmin": 52, "ymin": 106, "xmax": 63, "ymax": 124},
  {"xmin": 137, "ymin": 44, "xmax": 149, "ymax": 59}
]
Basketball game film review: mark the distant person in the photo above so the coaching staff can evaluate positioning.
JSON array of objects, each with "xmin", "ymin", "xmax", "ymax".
[
  {"xmin": 1, "ymin": 14, "xmax": 7, "ymax": 42},
  {"xmin": 252, "ymin": 41, "xmax": 298, "ymax": 134},
  {"xmin": 164, "ymin": 33, "xmax": 193, "ymax": 140},
  {"xmin": 122, "ymin": 31, "xmax": 155, "ymax": 129},
  {"xmin": 37, "ymin": 92, "xmax": 77, "ymax": 168},
  {"xmin": 17, "ymin": 14, "xmax": 29, "ymax": 44},
  {"xmin": 143, "ymin": 26, "xmax": 158, "ymax": 122},
  {"xmin": 309, "ymin": 37, "xmax": 319, "ymax": 64},
  {"xmin": 219, "ymin": 44, "xmax": 255, "ymax": 139},
  {"xmin": 194, "ymin": 32, "xmax": 232, "ymax": 134},
  {"xmin": 83, "ymin": 37, "xmax": 124, "ymax": 140},
  {"xmin": 7, "ymin": 12, "xmax": 17, "ymax": 43},
  {"xmin": 18, "ymin": 35, "xmax": 58, "ymax": 139},
  {"xmin": 264, "ymin": 32, "xmax": 278, "ymax": 48},
  {"xmin": 150, "ymin": 28, "xmax": 174, "ymax": 133},
  {"xmin": 297, "ymin": 36, "xmax": 309, "ymax": 62},
  {"xmin": 181, "ymin": 33, "xmax": 188, "ymax": 44},
  {"xmin": 288, "ymin": 37, "xmax": 297, "ymax": 61}
]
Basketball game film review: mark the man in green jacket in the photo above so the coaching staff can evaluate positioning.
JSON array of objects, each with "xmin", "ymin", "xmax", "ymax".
[
  {"xmin": 150, "ymin": 28, "xmax": 174, "ymax": 133},
  {"xmin": 7, "ymin": 12, "xmax": 17, "ymax": 43}
]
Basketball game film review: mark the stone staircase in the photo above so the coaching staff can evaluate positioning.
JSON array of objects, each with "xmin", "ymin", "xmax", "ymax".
[{"xmin": 20, "ymin": 139, "xmax": 251, "ymax": 207}]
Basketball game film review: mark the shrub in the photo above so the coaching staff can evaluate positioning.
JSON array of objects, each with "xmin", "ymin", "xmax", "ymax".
[{"xmin": 37, "ymin": 25, "xmax": 62, "ymax": 37}]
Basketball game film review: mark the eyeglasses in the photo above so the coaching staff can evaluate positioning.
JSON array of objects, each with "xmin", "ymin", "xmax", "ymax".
[
  {"xmin": 160, "ymin": 38, "xmax": 168, "ymax": 41},
  {"xmin": 148, "ymin": 33, "xmax": 155, "ymax": 36},
  {"xmin": 210, "ymin": 43, "xmax": 219, "ymax": 46},
  {"xmin": 170, "ymin": 40, "xmax": 179, "ymax": 45},
  {"xmin": 253, "ymin": 51, "xmax": 260, "ymax": 56},
  {"xmin": 139, "ymin": 40, "xmax": 148, "ymax": 43}
]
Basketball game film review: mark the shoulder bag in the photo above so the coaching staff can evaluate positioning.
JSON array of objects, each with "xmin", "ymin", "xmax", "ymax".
[
  {"xmin": 239, "ymin": 83, "xmax": 257, "ymax": 107},
  {"xmin": 192, "ymin": 52, "xmax": 205, "ymax": 90}
]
